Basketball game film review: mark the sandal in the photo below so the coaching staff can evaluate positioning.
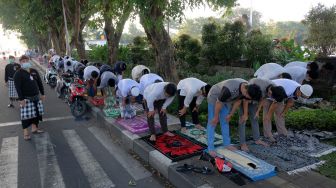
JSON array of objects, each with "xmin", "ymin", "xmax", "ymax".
[
  {"xmin": 176, "ymin": 164, "xmax": 194, "ymax": 172},
  {"xmin": 32, "ymin": 129, "xmax": 44, "ymax": 134},
  {"xmin": 192, "ymin": 166, "xmax": 214, "ymax": 175},
  {"xmin": 24, "ymin": 134, "xmax": 31, "ymax": 141}
]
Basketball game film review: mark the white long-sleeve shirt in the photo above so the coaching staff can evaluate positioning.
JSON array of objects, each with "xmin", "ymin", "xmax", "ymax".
[
  {"xmin": 272, "ymin": 79, "xmax": 301, "ymax": 98},
  {"xmin": 83, "ymin": 66, "xmax": 100, "ymax": 81},
  {"xmin": 284, "ymin": 61, "xmax": 308, "ymax": 69},
  {"xmin": 284, "ymin": 66, "xmax": 307, "ymax": 84},
  {"xmin": 144, "ymin": 82, "xmax": 175, "ymax": 111},
  {"xmin": 177, "ymin": 77, "xmax": 207, "ymax": 107},
  {"xmin": 116, "ymin": 79, "xmax": 139, "ymax": 98},
  {"xmin": 131, "ymin": 65, "xmax": 150, "ymax": 81},
  {"xmin": 139, "ymin": 73, "xmax": 164, "ymax": 95},
  {"xmin": 254, "ymin": 63, "xmax": 285, "ymax": 80}
]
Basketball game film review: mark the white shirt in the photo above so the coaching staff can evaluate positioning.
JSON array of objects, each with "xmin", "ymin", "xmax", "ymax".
[
  {"xmin": 272, "ymin": 79, "xmax": 301, "ymax": 98},
  {"xmin": 284, "ymin": 61, "xmax": 308, "ymax": 69},
  {"xmin": 254, "ymin": 63, "xmax": 285, "ymax": 80},
  {"xmin": 98, "ymin": 71, "xmax": 118, "ymax": 89},
  {"xmin": 144, "ymin": 82, "xmax": 175, "ymax": 111},
  {"xmin": 64, "ymin": 59, "xmax": 74, "ymax": 72},
  {"xmin": 139, "ymin": 73, "xmax": 164, "ymax": 95},
  {"xmin": 284, "ymin": 66, "xmax": 307, "ymax": 84},
  {"xmin": 116, "ymin": 79, "xmax": 140, "ymax": 98},
  {"xmin": 177, "ymin": 78, "xmax": 206, "ymax": 107},
  {"xmin": 131, "ymin": 65, "xmax": 150, "ymax": 81},
  {"xmin": 83, "ymin": 66, "xmax": 100, "ymax": 81}
]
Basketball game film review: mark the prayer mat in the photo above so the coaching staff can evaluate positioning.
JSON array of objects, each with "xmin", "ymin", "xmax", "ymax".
[
  {"xmin": 103, "ymin": 107, "xmax": 120, "ymax": 118},
  {"xmin": 247, "ymin": 142, "xmax": 323, "ymax": 175},
  {"xmin": 89, "ymin": 96, "xmax": 105, "ymax": 106},
  {"xmin": 175, "ymin": 125, "xmax": 223, "ymax": 146},
  {"xmin": 116, "ymin": 116, "xmax": 160, "ymax": 134},
  {"xmin": 212, "ymin": 147, "xmax": 276, "ymax": 181},
  {"xmin": 155, "ymin": 113, "xmax": 180, "ymax": 126},
  {"xmin": 274, "ymin": 133, "xmax": 336, "ymax": 157},
  {"xmin": 142, "ymin": 133, "xmax": 206, "ymax": 162}
]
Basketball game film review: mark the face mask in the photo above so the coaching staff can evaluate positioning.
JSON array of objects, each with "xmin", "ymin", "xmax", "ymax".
[
  {"xmin": 9, "ymin": 59, "xmax": 15, "ymax": 64},
  {"xmin": 21, "ymin": 62, "xmax": 32, "ymax": 69}
]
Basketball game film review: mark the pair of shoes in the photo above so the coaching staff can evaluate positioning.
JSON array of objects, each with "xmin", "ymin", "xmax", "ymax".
[
  {"xmin": 176, "ymin": 164, "xmax": 214, "ymax": 175},
  {"xmin": 7, "ymin": 104, "xmax": 14, "ymax": 108},
  {"xmin": 32, "ymin": 129, "xmax": 44, "ymax": 134}
]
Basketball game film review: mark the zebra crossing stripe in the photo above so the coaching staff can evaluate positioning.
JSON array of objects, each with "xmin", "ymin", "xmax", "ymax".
[
  {"xmin": 0, "ymin": 137, "xmax": 18, "ymax": 188},
  {"xmin": 34, "ymin": 133, "xmax": 65, "ymax": 188},
  {"xmin": 63, "ymin": 130, "xmax": 115, "ymax": 188}
]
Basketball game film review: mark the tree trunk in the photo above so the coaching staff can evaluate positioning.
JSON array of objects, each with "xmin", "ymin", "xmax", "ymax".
[
  {"xmin": 58, "ymin": 25, "xmax": 66, "ymax": 56},
  {"xmin": 50, "ymin": 30, "xmax": 61, "ymax": 54},
  {"xmin": 103, "ymin": 1, "xmax": 132, "ymax": 65},
  {"xmin": 139, "ymin": 3, "xmax": 178, "ymax": 82},
  {"xmin": 76, "ymin": 30, "xmax": 86, "ymax": 60}
]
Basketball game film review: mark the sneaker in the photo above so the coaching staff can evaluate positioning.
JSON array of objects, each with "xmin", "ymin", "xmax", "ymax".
[{"xmin": 7, "ymin": 104, "xmax": 14, "ymax": 108}]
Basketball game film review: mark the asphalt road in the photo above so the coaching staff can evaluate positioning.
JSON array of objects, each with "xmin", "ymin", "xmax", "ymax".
[{"xmin": 0, "ymin": 59, "xmax": 164, "ymax": 188}]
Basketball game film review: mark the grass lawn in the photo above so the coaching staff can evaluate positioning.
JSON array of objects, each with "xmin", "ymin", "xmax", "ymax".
[{"xmin": 317, "ymin": 138, "xmax": 336, "ymax": 180}]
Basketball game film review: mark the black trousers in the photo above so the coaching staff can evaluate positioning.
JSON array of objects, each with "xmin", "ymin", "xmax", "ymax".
[
  {"xmin": 144, "ymin": 99, "xmax": 168, "ymax": 134},
  {"xmin": 178, "ymin": 90, "xmax": 200, "ymax": 128}
]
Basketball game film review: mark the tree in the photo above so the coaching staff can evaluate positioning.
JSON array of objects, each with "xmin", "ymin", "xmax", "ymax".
[
  {"xmin": 178, "ymin": 17, "xmax": 224, "ymax": 39},
  {"xmin": 245, "ymin": 30, "xmax": 273, "ymax": 66},
  {"xmin": 201, "ymin": 22, "xmax": 220, "ymax": 65},
  {"xmin": 128, "ymin": 23, "xmax": 145, "ymax": 37},
  {"xmin": 174, "ymin": 34, "xmax": 201, "ymax": 67},
  {"xmin": 134, "ymin": 0, "xmax": 236, "ymax": 82},
  {"xmin": 303, "ymin": 4, "xmax": 336, "ymax": 56}
]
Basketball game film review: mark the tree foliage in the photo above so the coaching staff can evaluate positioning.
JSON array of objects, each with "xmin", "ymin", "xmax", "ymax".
[
  {"xmin": 303, "ymin": 4, "xmax": 336, "ymax": 56},
  {"xmin": 174, "ymin": 34, "xmax": 201, "ymax": 67},
  {"xmin": 245, "ymin": 30, "xmax": 273, "ymax": 66}
]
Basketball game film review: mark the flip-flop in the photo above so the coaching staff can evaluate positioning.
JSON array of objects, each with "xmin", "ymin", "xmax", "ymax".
[
  {"xmin": 32, "ymin": 129, "xmax": 44, "ymax": 134},
  {"xmin": 176, "ymin": 164, "xmax": 194, "ymax": 172},
  {"xmin": 24, "ymin": 134, "xmax": 31, "ymax": 141},
  {"xmin": 192, "ymin": 166, "xmax": 214, "ymax": 175}
]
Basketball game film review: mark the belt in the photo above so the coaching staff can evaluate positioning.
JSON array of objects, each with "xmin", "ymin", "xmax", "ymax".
[
  {"xmin": 8, "ymin": 77, "xmax": 13, "ymax": 81},
  {"xmin": 25, "ymin": 95, "xmax": 40, "ymax": 102}
]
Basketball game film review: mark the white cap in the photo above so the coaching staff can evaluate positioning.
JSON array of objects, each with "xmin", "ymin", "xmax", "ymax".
[
  {"xmin": 300, "ymin": 84, "xmax": 313, "ymax": 97},
  {"xmin": 130, "ymin": 87, "xmax": 140, "ymax": 97}
]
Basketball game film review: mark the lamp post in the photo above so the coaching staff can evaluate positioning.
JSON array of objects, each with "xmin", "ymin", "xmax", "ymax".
[
  {"xmin": 62, "ymin": 0, "xmax": 71, "ymax": 56},
  {"xmin": 249, "ymin": 0, "xmax": 253, "ymax": 30}
]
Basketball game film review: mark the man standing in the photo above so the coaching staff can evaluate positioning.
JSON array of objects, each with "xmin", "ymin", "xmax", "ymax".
[
  {"xmin": 5, "ymin": 55, "xmax": 20, "ymax": 107},
  {"xmin": 177, "ymin": 78, "xmax": 211, "ymax": 132},
  {"xmin": 144, "ymin": 82, "xmax": 177, "ymax": 141},
  {"xmin": 14, "ymin": 55, "xmax": 45, "ymax": 140},
  {"xmin": 263, "ymin": 79, "xmax": 313, "ymax": 142},
  {"xmin": 207, "ymin": 79, "xmax": 261, "ymax": 156}
]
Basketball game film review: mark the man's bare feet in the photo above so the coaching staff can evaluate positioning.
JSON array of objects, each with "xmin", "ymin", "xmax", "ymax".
[
  {"xmin": 164, "ymin": 131, "xmax": 174, "ymax": 137},
  {"xmin": 150, "ymin": 134, "xmax": 156, "ymax": 141},
  {"xmin": 240, "ymin": 144, "xmax": 249, "ymax": 152},
  {"xmin": 225, "ymin": 145, "xmax": 237, "ymax": 151},
  {"xmin": 181, "ymin": 127, "xmax": 187, "ymax": 133},
  {"xmin": 195, "ymin": 124, "xmax": 204, "ymax": 130},
  {"xmin": 209, "ymin": 150, "xmax": 217, "ymax": 157},
  {"xmin": 255, "ymin": 139, "xmax": 269, "ymax": 147}
]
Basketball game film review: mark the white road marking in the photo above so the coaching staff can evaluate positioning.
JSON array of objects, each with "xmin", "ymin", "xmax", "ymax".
[
  {"xmin": 0, "ymin": 116, "xmax": 74, "ymax": 127},
  {"xmin": 0, "ymin": 137, "xmax": 18, "ymax": 188},
  {"xmin": 63, "ymin": 130, "xmax": 115, "ymax": 188},
  {"xmin": 88, "ymin": 126, "xmax": 151, "ymax": 181},
  {"xmin": 34, "ymin": 133, "xmax": 65, "ymax": 188}
]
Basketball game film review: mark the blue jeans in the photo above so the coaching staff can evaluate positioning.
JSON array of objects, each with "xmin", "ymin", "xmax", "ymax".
[{"xmin": 207, "ymin": 103, "xmax": 231, "ymax": 151}]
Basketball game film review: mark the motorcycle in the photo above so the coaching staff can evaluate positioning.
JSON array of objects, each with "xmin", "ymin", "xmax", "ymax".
[
  {"xmin": 57, "ymin": 72, "xmax": 73, "ymax": 101},
  {"xmin": 68, "ymin": 78, "xmax": 87, "ymax": 117},
  {"xmin": 44, "ymin": 65, "xmax": 58, "ymax": 88}
]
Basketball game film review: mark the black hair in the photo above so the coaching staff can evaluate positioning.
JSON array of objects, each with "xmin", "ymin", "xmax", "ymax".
[
  {"xmin": 281, "ymin": 72, "xmax": 292, "ymax": 79},
  {"xmin": 270, "ymin": 86, "xmax": 287, "ymax": 102},
  {"xmin": 164, "ymin": 83, "xmax": 177, "ymax": 96},
  {"xmin": 307, "ymin": 70, "xmax": 319, "ymax": 80},
  {"xmin": 142, "ymin": 69, "xmax": 150, "ymax": 75},
  {"xmin": 202, "ymin": 84, "xmax": 212, "ymax": 97},
  {"xmin": 308, "ymin": 61, "xmax": 319, "ymax": 72},
  {"xmin": 247, "ymin": 84, "xmax": 262, "ymax": 101},
  {"xmin": 154, "ymin": 79, "xmax": 162, "ymax": 83},
  {"xmin": 107, "ymin": 78, "xmax": 115, "ymax": 87},
  {"xmin": 91, "ymin": 71, "xmax": 99, "ymax": 78},
  {"xmin": 120, "ymin": 62, "xmax": 127, "ymax": 71},
  {"xmin": 322, "ymin": 62, "xmax": 335, "ymax": 70},
  {"xmin": 66, "ymin": 61, "xmax": 71, "ymax": 66},
  {"xmin": 81, "ymin": 59, "xmax": 88, "ymax": 66}
]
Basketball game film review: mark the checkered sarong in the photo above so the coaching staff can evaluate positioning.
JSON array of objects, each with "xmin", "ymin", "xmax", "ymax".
[
  {"xmin": 20, "ymin": 99, "xmax": 44, "ymax": 120},
  {"xmin": 8, "ymin": 80, "xmax": 18, "ymax": 98}
]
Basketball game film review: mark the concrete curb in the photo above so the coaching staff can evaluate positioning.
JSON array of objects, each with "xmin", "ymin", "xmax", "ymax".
[{"xmin": 31, "ymin": 59, "xmax": 209, "ymax": 188}]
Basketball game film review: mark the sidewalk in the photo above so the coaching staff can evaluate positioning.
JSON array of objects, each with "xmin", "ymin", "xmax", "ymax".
[{"xmin": 32, "ymin": 59, "xmax": 336, "ymax": 188}]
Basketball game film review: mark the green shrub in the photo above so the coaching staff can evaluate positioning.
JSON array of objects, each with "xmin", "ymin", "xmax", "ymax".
[
  {"xmin": 286, "ymin": 109, "xmax": 336, "ymax": 131},
  {"xmin": 245, "ymin": 30, "xmax": 273, "ymax": 66},
  {"xmin": 88, "ymin": 45, "xmax": 108, "ymax": 62},
  {"xmin": 174, "ymin": 34, "xmax": 202, "ymax": 68}
]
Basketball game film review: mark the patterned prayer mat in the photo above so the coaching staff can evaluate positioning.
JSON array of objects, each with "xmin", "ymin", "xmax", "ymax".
[
  {"xmin": 142, "ymin": 133, "xmax": 206, "ymax": 162},
  {"xmin": 89, "ymin": 96, "xmax": 105, "ymax": 106},
  {"xmin": 116, "ymin": 116, "xmax": 160, "ymax": 134}
]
